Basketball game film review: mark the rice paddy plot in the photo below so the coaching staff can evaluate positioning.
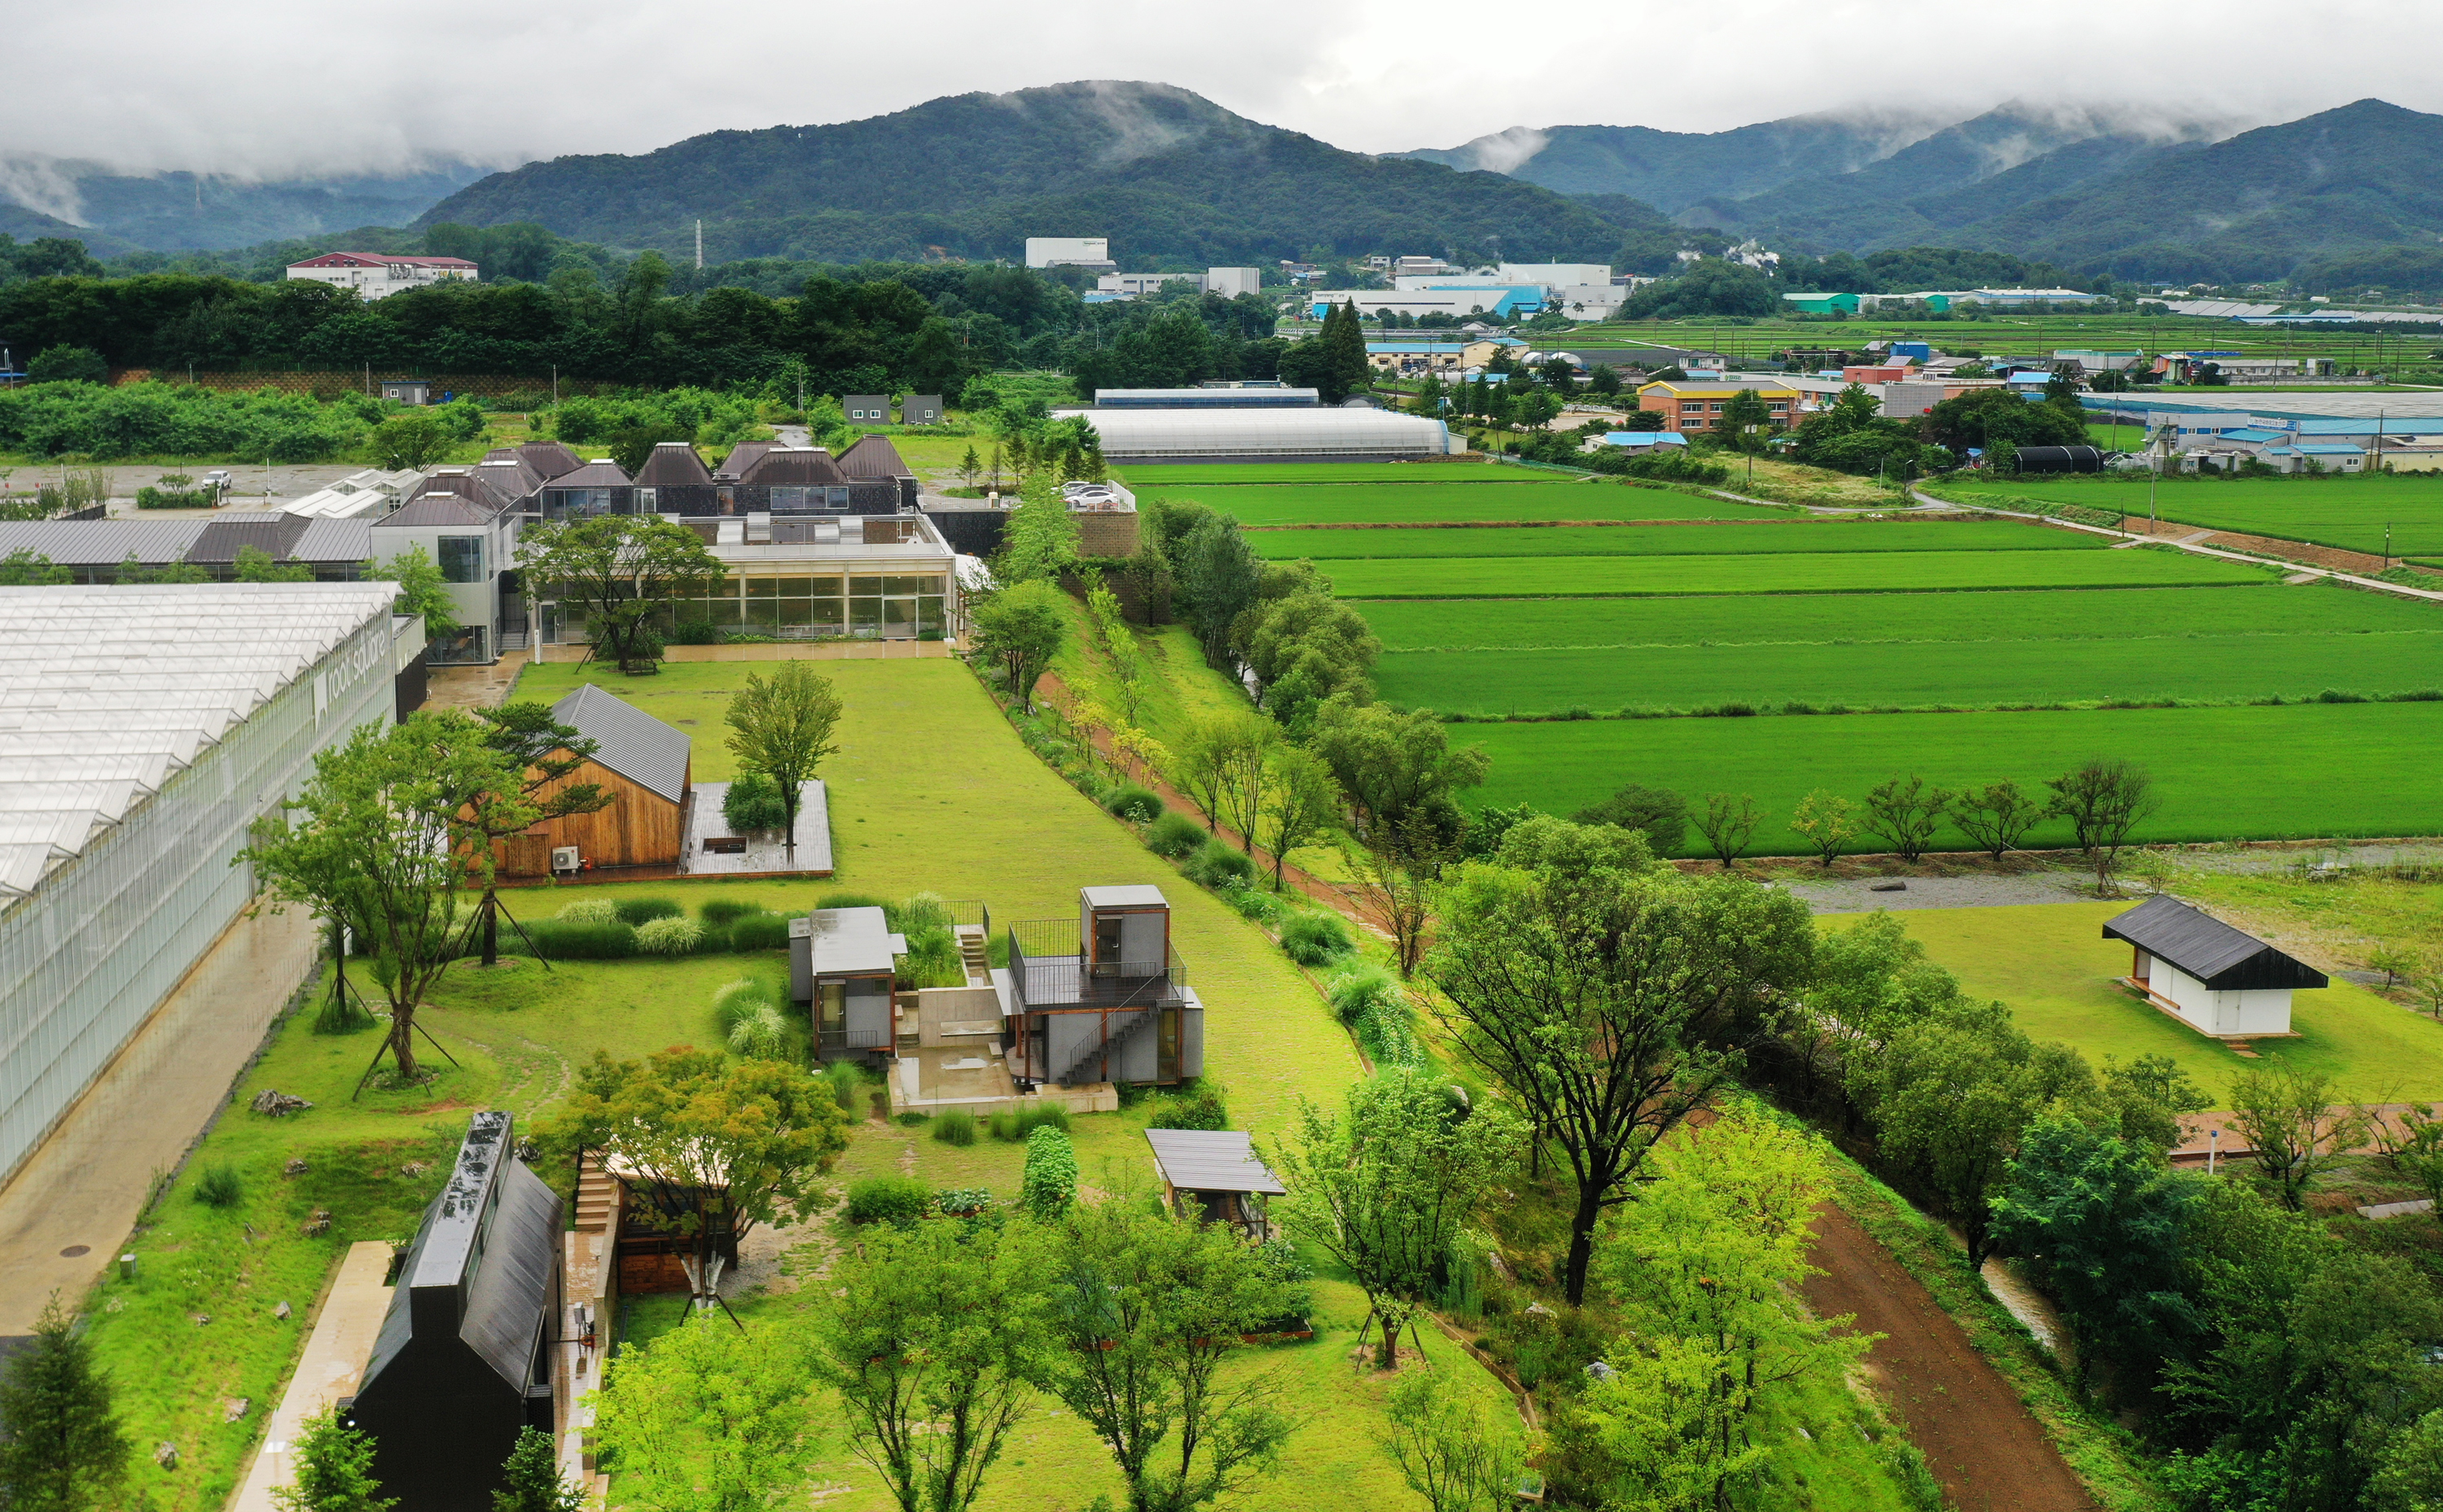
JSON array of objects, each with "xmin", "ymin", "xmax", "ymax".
[
  {"xmin": 1357, "ymin": 583, "xmax": 2435, "ymax": 652},
  {"xmin": 1116, "ymin": 462, "xmax": 1559, "ymax": 487},
  {"xmin": 1325, "ymin": 549, "xmax": 2272, "ymax": 599},
  {"xmin": 1252, "ymin": 519, "xmax": 2096, "ymax": 562},
  {"xmin": 1925, "ymin": 474, "xmax": 2443, "ymax": 556},
  {"xmin": 1150, "ymin": 481, "xmax": 1782, "ymax": 527},
  {"xmin": 1374, "ymin": 629, "xmax": 2443, "ymax": 717},
  {"xmin": 1457, "ymin": 700, "xmax": 2443, "ymax": 855}
]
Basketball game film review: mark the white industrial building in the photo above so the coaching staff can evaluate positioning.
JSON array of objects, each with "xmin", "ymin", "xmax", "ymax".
[
  {"xmin": 1056, "ymin": 406, "xmax": 1462, "ymax": 463},
  {"xmin": 2103, "ymin": 895, "xmax": 2327, "ymax": 1039},
  {"xmin": 1024, "ymin": 237, "xmax": 1116, "ymax": 271},
  {"xmin": 0, "ymin": 584, "xmax": 416, "ymax": 1187},
  {"xmin": 1094, "ymin": 267, "xmax": 1264, "ymax": 300},
  {"xmin": 284, "ymin": 252, "xmax": 478, "ymax": 300}
]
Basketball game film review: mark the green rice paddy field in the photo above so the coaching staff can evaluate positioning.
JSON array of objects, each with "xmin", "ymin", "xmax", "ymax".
[
  {"xmin": 1256, "ymin": 519, "xmax": 2094, "ymax": 559},
  {"xmin": 1147, "ymin": 480, "xmax": 1786, "ymax": 526},
  {"xmin": 1324, "ymin": 547, "xmax": 2268, "ymax": 598},
  {"xmin": 1923, "ymin": 472, "xmax": 2443, "ymax": 556},
  {"xmin": 1117, "ymin": 462, "xmax": 1555, "ymax": 486}
]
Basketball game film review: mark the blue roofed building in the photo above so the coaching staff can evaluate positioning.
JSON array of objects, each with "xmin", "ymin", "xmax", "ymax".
[{"xmin": 1586, "ymin": 431, "xmax": 1690, "ymax": 452}]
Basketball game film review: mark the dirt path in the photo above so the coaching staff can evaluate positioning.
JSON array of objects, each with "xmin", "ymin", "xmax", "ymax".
[{"xmin": 1805, "ymin": 1201, "xmax": 2094, "ymax": 1512}]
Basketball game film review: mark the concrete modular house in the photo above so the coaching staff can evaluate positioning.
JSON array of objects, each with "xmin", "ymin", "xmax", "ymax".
[
  {"xmin": 2104, "ymin": 895, "xmax": 2327, "ymax": 1038},
  {"xmin": 1007, "ymin": 886, "xmax": 1203, "ymax": 1089},
  {"xmin": 348, "ymin": 1111, "xmax": 562, "ymax": 1512},
  {"xmin": 789, "ymin": 905, "xmax": 907, "ymax": 1058}
]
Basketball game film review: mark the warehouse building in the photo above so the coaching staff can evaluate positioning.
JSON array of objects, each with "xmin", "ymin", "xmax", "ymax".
[
  {"xmin": 0, "ymin": 584, "xmax": 413, "ymax": 1188},
  {"xmin": 1054, "ymin": 405, "xmax": 1462, "ymax": 463}
]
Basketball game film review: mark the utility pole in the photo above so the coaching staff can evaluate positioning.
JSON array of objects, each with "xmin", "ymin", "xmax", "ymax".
[{"xmin": 695, "ymin": 219, "xmax": 704, "ymax": 271}]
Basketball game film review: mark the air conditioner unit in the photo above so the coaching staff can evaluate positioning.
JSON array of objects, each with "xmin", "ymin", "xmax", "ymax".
[{"xmin": 550, "ymin": 846, "xmax": 580, "ymax": 874}]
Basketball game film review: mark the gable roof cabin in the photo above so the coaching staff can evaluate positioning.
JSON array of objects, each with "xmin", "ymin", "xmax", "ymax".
[
  {"xmin": 713, "ymin": 440, "xmax": 778, "ymax": 480},
  {"xmin": 498, "ymin": 685, "xmax": 691, "ymax": 874},
  {"xmin": 2103, "ymin": 895, "xmax": 2327, "ymax": 1038},
  {"xmin": 515, "ymin": 440, "xmax": 585, "ymax": 481},
  {"xmin": 555, "ymin": 683, "xmax": 689, "ymax": 804},
  {"xmin": 1146, "ymin": 1128, "xmax": 1286, "ymax": 1237},
  {"xmin": 348, "ymin": 1111, "xmax": 561, "ymax": 1510},
  {"xmin": 633, "ymin": 440, "xmax": 720, "ymax": 514},
  {"xmin": 838, "ymin": 434, "xmax": 919, "ymax": 509}
]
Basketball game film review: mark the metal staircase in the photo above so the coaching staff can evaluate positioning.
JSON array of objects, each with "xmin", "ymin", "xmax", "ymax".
[{"xmin": 1052, "ymin": 1006, "xmax": 1158, "ymax": 1085}]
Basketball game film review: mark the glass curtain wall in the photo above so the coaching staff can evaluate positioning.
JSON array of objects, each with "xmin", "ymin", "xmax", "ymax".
[{"xmin": 666, "ymin": 574, "xmax": 946, "ymax": 639}]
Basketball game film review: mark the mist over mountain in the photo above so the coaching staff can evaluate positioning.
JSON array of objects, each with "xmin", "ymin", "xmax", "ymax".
[{"xmin": 0, "ymin": 159, "xmax": 486, "ymax": 252}]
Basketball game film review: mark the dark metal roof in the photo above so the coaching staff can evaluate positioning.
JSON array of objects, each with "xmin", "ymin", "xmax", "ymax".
[
  {"xmin": 634, "ymin": 442, "xmax": 715, "ymax": 487},
  {"xmin": 546, "ymin": 461, "xmax": 633, "ymax": 489},
  {"xmin": 551, "ymin": 682, "xmax": 689, "ymax": 804},
  {"xmin": 187, "ymin": 513, "xmax": 314, "ymax": 564},
  {"xmin": 713, "ymin": 440, "xmax": 777, "ymax": 480},
  {"xmin": 471, "ymin": 459, "xmax": 543, "ymax": 507},
  {"xmin": 836, "ymin": 434, "xmax": 914, "ymax": 480},
  {"xmin": 738, "ymin": 448, "xmax": 846, "ymax": 485},
  {"xmin": 379, "ymin": 493, "xmax": 493, "ymax": 528},
  {"xmin": 458, "ymin": 1159, "xmax": 562, "ymax": 1390},
  {"xmin": 0, "ymin": 519, "xmax": 210, "ymax": 566},
  {"xmin": 515, "ymin": 440, "xmax": 586, "ymax": 481},
  {"xmin": 1145, "ymin": 1129, "xmax": 1285, "ymax": 1195},
  {"xmin": 2103, "ymin": 895, "xmax": 2329, "ymax": 991}
]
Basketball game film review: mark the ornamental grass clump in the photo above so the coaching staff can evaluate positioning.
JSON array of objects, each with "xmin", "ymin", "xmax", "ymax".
[{"xmin": 635, "ymin": 916, "xmax": 704, "ymax": 956}]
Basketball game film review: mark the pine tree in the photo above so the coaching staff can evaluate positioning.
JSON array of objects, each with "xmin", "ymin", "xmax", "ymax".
[
  {"xmin": 274, "ymin": 1407, "xmax": 394, "ymax": 1512},
  {"xmin": 1319, "ymin": 300, "xmax": 1371, "ymax": 404},
  {"xmin": 493, "ymin": 1426, "xmax": 583, "ymax": 1512},
  {"xmin": 0, "ymin": 1298, "xmax": 129, "ymax": 1512}
]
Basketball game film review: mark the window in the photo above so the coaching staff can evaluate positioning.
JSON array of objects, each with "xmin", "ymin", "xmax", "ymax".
[{"xmin": 437, "ymin": 535, "xmax": 485, "ymax": 583}]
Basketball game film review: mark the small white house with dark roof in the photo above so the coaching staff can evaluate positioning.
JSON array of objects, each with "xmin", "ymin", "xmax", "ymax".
[
  {"xmin": 498, "ymin": 684, "xmax": 692, "ymax": 876},
  {"xmin": 2104, "ymin": 895, "xmax": 2328, "ymax": 1037}
]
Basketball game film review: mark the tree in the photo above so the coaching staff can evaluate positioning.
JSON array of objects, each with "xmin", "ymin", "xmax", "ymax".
[
  {"xmin": 957, "ymin": 445, "xmax": 982, "ymax": 489},
  {"xmin": 1571, "ymin": 783, "xmax": 1687, "ymax": 854},
  {"xmin": 553, "ymin": 1047, "xmax": 849, "ymax": 1308},
  {"xmin": 462, "ymin": 702, "xmax": 611, "ymax": 965},
  {"xmin": 26, "ymin": 345, "xmax": 107, "ymax": 385},
  {"xmin": 0, "ymin": 1298, "xmax": 129, "ymax": 1512},
  {"xmin": 590, "ymin": 1315, "xmax": 820, "ymax": 1512},
  {"xmin": 1861, "ymin": 774, "xmax": 1944, "ymax": 863},
  {"xmin": 1309, "ymin": 698, "xmax": 1489, "ymax": 842},
  {"xmin": 1261, "ymin": 744, "xmax": 1343, "ymax": 890},
  {"xmin": 235, "ymin": 544, "xmax": 314, "ymax": 583},
  {"xmin": 1360, "ymin": 815, "xmax": 1445, "ymax": 979},
  {"xmin": 371, "ymin": 412, "xmax": 454, "ymax": 471},
  {"xmin": 724, "ymin": 661, "xmax": 843, "ymax": 861},
  {"xmin": 1947, "ymin": 779, "xmax": 2046, "ymax": 861},
  {"xmin": 1586, "ymin": 1108, "xmax": 1869, "ymax": 1512},
  {"xmin": 1717, "ymin": 387, "xmax": 1774, "ymax": 451},
  {"xmin": 1270, "ymin": 1069, "xmax": 1522, "ymax": 1370},
  {"xmin": 2228, "ymin": 1063, "xmax": 2364, "ymax": 1211},
  {"xmin": 246, "ymin": 713, "xmax": 534, "ymax": 1082},
  {"xmin": 1788, "ymin": 789, "xmax": 1856, "ymax": 868},
  {"xmin": 364, "ymin": 544, "xmax": 460, "ymax": 640},
  {"xmin": 1171, "ymin": 717, "xmax": 1234, "ymax": 836},
  {"xmin": 516, "ymin": 515, "xmax": 726, "ymax": 672},
  {"xmin": 1020, "ymin": 1125, "xmax": 1077, "ymax": 1219},
  {"xmin": 997, "ymin": 473, "xmax": 1081, "ymax": 584},
  {"xmin": 1381, "ymin": 1368, "xmax": 1527, "ymax": 1512},
  {"xmin": 493, "ymin": 1426, "xmax": 584, "ymax": 1512},
  {"xmin": 1431, "ymin": 822, "xmax": 1815, "ymax": 1303},
  {"xmin": 1695, "ymin": 793, "xmax": 1762, "ymax": 867},
  {"xmin": 969, "ymin": 580, "xmax": 1066, "ymax": 713},
  {"xmin": 0, "ymin": 548, "xmax": 70, "ymax": 586},
  {"xmin": 1210, "ymin": 714, "xmax": 1280, "ymax": 857},
  {"xmin": 1039, "ymin": 1202, "xmax": 1298, "ymax": 1512},
  {"xmin": 274, "ymin": 1407, "xmax": 393, "ymax": 1512},
  {"xmin": 1173, "ymin": 518, "xmax": 1260, "ymax": 673},
  {"xmin": 2099, "ymin": 1054, "xmax": 2211, "ymax": 1155},
  {"xmin": 2046, "ymin": 758, "xmax": 2160, "ymax": 893},
  {"xmin": 811, "ymin": 1221, "xmax": 1047, "ymax": 1512}
]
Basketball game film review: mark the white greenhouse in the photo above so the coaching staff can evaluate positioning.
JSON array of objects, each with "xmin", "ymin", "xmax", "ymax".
[
  {"xmin": 1057, "ymin": 406, "xmax": 1463, "ymax": 463},
  {"xmin": 0, "ymin": 584, "xmax": 411, "ymax": 1186}
]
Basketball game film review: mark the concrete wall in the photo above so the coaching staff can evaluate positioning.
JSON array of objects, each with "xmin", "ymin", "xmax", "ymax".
[{"xmin": 913, "ymin": 985, "xmax": 1002, "ymax": 1048}]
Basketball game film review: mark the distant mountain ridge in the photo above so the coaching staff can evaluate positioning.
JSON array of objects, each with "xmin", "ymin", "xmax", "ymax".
[
  {"xmin": 0, "ymin": 160, "xmax": 486, "ymax": 252},
  {"xmin": 415, "ymin": 81, "xmax": 1672, "ymax": 266}
]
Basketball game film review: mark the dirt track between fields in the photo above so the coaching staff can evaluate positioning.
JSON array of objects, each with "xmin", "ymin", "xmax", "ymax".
[{"xmin": 1805, "ymin": 1202, "xmax": 2094, "ymax": 1512}]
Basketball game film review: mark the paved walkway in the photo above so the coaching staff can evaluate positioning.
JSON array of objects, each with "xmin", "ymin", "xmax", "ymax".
[
  {"xmin": 0, "ymin": 906, "xmax": 318, "ymax": 1337},
  {"xmin": 228, "ymin": 1242, "xmax": 394, "ymax": 1512}
]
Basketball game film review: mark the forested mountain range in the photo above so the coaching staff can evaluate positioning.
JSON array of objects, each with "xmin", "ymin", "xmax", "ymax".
[
  {"xmin": 0, "ymin": 160, "xmax": 485, "ymax": 252},
  {"xmin": 413, "ymin": 81, "xmax": 1671, "ymax": 267}
]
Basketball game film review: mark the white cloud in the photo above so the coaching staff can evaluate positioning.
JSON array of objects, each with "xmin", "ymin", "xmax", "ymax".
[{"xmin": 2, "ymin": 0, "xmax": 2440, "ymax": 181}]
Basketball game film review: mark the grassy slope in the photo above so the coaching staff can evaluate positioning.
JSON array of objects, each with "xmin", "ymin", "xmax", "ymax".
[
  {"xmin": 1155, "ymin": 481, "xmax": 1787, "ymax": 526},
  {"xmin": 1253, "ymin": 519, "xmax": 2095, "ymax": 560},
  {"xmin": 1459, "ymin": 700, "xmax": 2443, "ymax": 854},
  {"xmin": 1825, "ymin": 902, "xmax": 2443, "ymax": 1102},
  {"xmin": 1326, "ymin": 548, "xmax": 2269, "ymax": 598},
  {"xmin": 1357, "ymin": 582, "xmax": 2432, "ymax": 650},
  {"xmin": 1925, "ymin": 473, "xmax": 2443, "ymax": 556}
]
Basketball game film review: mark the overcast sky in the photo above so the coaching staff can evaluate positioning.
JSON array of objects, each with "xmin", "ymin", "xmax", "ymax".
[{"xmin": 7, "ymin": 0, "xmax": 2443, "ymax": 187}]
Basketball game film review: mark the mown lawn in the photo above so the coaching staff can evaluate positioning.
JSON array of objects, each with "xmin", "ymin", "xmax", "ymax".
[
  {"xmin": 1827, "ymin": 902, "xmax": 2443, "ymax": 1102},
  {"xmin": 1923, "ymin": 472, "xmax": 2443, "ymax": 556},
  {"xmin": 1252, "ymin": 518, "xmax": 2093, "ymax": 560},
  {"xmin": 1163, "ymin": 480, "xmax": 1786, "ymax": 527},
  {"xmin": 1460, "ymin": 700, "xmax": 2443, "ymax": 855},
  {"xmin": 1325, "ymin": 547, "xmax": 2270, "ymax": 599},
  {"xmin": 1356, "ymin": 582, "xmax": 2429, "ymax": 651}
]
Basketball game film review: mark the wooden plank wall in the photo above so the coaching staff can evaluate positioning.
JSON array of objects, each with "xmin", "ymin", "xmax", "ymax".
[{"xmin": 498, "ymin": 756, "xmax": 688, "ymax": 874}]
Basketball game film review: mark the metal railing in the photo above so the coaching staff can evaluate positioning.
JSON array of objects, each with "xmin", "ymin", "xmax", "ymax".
[
  {"xmin": 1007, "ymin": 921, "xmax": 1186, "ymax": 1010},
  {"xmin": 940, "ymin": 899, "xmax": 991, "ymax": 933}
]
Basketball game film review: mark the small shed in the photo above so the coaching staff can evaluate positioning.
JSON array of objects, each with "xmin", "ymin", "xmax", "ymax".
[
  {"xmin": 379, "ymin": 378, "xmax": 432, "ymax": 405},
  {"xmin": 789, "ymin": 906, "xmax": 906, "ymax": 1058},
  {"xmin": 1146, "ymin": 1128, "xmax": 1285, "ymax": 1238},
  {"xmin": 901, "ymin": 393, "xmax": 944, "ymax": 426},
  {"xmin": 498, "ymin": 684, "xmax": 691, "ymax": 874},
  {"xmin": 843, "ymin": 394, "xmax": 891, "ymax": 423},
  {"xmin": 347, "ymin": 1112, "xmax": 562, "ymax": 1511},
  {"xmin": 2103, "ymin": 894, "xmax": 2327, "ymax": 1037}
]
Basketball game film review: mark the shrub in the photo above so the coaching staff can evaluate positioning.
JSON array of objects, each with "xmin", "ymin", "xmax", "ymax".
[
  {"xmin": 1184, "ymin": 839, "xmax": 1256, "ymax": 890},
  {"xmin": 900, "ymin": 926, "xmax": 967, "ymax": 988},
  {"xmin": 723, "ymin": 773, "xmax": 789, "ymax": 831},
  {"xmin": 512, "ymin": 919, "xmax": 638, "ymax": 959},
  {"xmin": 825, "ymin": 1058, "xmax": 864, "ymax": 1113},
  {"xmin": 1020, "ymin": 1127, "xmax": 1078, "ymax": 1218},
  {"xmin": 816, "ymin": 891, "xmax": 890, "ymax": 913},
  {"xmin": 932, "ymin": 1108, "xmax": 979, "ymax": 1146},
  {"xmin": 311, "ymin": 980, "xmax": 376, "ymax": 1035},
  {"xmin": 988, "ymin": 1103, "xmax": 1072, "ymax": 1142},
  {"xmin": 669, "ymin": 620, "xmax": 723, "ymax": 646},
  {"xmin": 1227, "ymin": 887, "xmax": 1288, "ymax": 925},
  {"xmin": 730, "ymin": 913, "xmax": 790, "ymax": 951},
  {"xmin": 1103, "ymin": 785, "xmax": 1164, "ymax": 823},
  {"xmin": 193, "ymin": 1162, "xmax": 243, "ymax": 1208},
  {"xmin": 1279, "ymin": 912, "xmax": 1356, "ymax": 966},
  {"xmin": 844, "ymin": 1175, "xmax": 934, "ymax": 1226},
  {"xmin": 615, "ymin": 896, "xmax": 683, "ymax": 927},
  {"xmin": 1358, "ymin": 1001, "xmax": 1426, "ymax": 1068},
  {"xmin": 890, "ymin": 892, "xmax": 953, "ymax": 934},
  {"xmin": 1572, "ymin": 782, "xmax": 1689, "ymax": 853},
  {"xmin": 714, "ymin": 979, "xmax": 790, "ymax": 1058},
  {"xmin": 1326, "ymin": 964, "xmax": 1402, "ymax": 1027},
  {"xmin": 1148, "ymin": 1079, "xmax": 1229, "ymax": 1131},
  {"xmin": 1145, "ymin": 811, "xmax": 1206, "ymax": 859},
  {"xmin": 555, "ymin": 898, "xmax": 619, "ymax": 925},
  {"xmin": 700, "ymin": 899, "xmax": 768, "ymax": 927},
  {"xmin": 635, "ymin": 916, "xmax": 704, "ymax": 956},
  {"xmin": 936, "ymin": 1188, "xmax": 995, "ymax": 1219}
]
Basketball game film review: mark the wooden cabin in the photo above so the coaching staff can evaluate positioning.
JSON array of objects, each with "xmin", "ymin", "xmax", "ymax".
[{"xmin": 498, "ymin": 684, "xmax": 691, "ymax": 876}]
